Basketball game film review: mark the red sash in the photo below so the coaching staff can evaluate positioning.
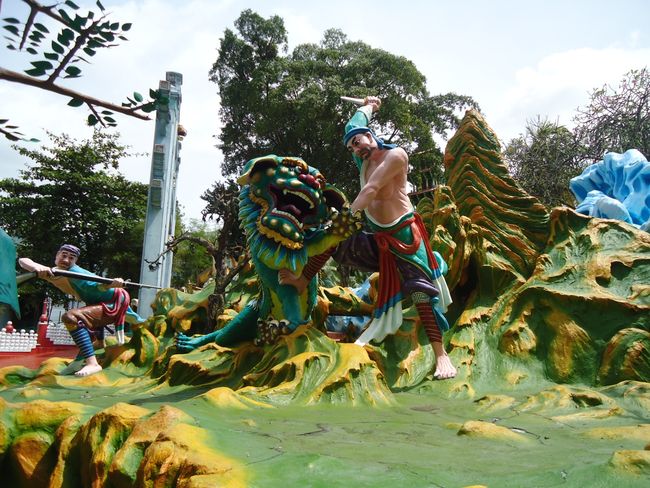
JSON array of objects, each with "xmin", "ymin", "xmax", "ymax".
[
  {"xmin": 373, "ymin": 213, "xmax": 438, "ymax": 316},
  {"xmin": 101, "ymin": 288, "xmax": 130, "ymax": 326}
]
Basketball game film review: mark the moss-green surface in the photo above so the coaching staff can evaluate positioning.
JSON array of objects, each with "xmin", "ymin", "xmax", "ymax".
[{"xmin": 1, "ymin": 368, "xmax": 649, "ymax": 487}]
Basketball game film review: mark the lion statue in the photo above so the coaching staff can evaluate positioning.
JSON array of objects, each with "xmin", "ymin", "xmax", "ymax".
[{"xmin": 176, "ymin": 155, "xmax": 359, "ymax": 352}]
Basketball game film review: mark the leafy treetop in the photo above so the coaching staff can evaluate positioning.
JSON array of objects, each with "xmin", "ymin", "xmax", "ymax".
[
  {"xmin": 0, "ymin": 130, "xmax": 148, "ymax": 283},
  {"xmin": 211, "ymin": 9, "xmax": 478, "ymax": 197},
  {"xmin": 504, "ymin": 68, "xmax": 649, "ymax": 208}
]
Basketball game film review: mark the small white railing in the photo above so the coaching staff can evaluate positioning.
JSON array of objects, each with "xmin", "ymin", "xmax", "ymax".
[{"xmin": 0, "ymin": 329, "xmax": 38, "ymax": 352}]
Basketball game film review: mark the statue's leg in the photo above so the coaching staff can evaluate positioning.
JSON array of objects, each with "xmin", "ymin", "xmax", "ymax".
[
  {"xmin": 411, "ymin": 291, "xmax": 456, "ymax": 380},
  {"xmin": 302, "ymin": 248, "xmax": 336, "ymax": 281},
  {"xmin": 212, "ymin": 302, "xmax": 259, "ymax": 346},
  {"xmin": 62, "ymin": 306, "xmax": 104, "ymax": 376},
  {"xmin": 116, "ymin": 324, "xmax": 125, "ymax": 345},
  {"xmin": 411, "ymin": 292, "xmax": 442, "ymax": 342},
  {"xmin": 305, "ymin": 232, "xmax": 379, "ymax": 281},
  {"xmin": 176, "ymin": 302, "xmax": 260, "ymax": 352}
]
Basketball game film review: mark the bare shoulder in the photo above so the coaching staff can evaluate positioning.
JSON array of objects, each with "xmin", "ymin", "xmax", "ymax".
[{"xmin": 385, "ymin": 147, "xmax": 408, "ymax": 167}]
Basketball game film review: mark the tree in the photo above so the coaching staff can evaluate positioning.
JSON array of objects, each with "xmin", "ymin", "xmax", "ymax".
[
  {"xmin": 0, "ymin": 0, "xmax": 161, "ymax": 140},
  {"xmin": 504, "ymin": 68, "xmax": 649, "ymax": 208},
  {"xmin": 504, "ymin": 118, "xmax": 584, "ymax": 207},
  {"xmin": 169, "ymin": 219, "xmax": 218, "ymax": 290},
  {"xmin": 573, "ymin": 67, "xmax": 650, "ymax": 161},
  {"xmin": 146, "ymin": 179, "xmax": 247, "ymax": 328},
  {"xmin": 199, "ymin": 178, "xmax": 246, "ymax": 273},
  {"xmin": 0, "ymin": 130, "xmax": 148, "ymax": 281},
  {"xmin": 210, "ymin": 10, "xmax": 478, "ymax": 197}
]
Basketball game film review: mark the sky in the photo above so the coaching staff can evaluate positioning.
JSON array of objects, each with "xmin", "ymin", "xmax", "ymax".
[{"xmin": 1, "ymin": 0, "xmax": 648, "ymax": 221}]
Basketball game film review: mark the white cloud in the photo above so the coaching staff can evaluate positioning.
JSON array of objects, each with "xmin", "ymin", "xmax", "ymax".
[{"xmin": 487, "ymin": 47, "xmax": 650, "ymax": 144}]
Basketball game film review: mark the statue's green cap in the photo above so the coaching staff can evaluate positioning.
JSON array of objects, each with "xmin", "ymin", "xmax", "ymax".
[{"xmin": 343, "ymin": 109, "xmax": 372, "ymax": 146}]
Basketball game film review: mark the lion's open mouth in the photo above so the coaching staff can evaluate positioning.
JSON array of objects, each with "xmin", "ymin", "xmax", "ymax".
[{"xmin": 269, "ymin": 185, "xmax": 318, "ymax": 228}]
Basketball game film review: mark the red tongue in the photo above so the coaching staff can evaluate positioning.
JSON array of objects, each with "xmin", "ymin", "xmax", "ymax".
[{"xmin": 280, "ymin": 204, "xmax": 301, "ymax": 216}]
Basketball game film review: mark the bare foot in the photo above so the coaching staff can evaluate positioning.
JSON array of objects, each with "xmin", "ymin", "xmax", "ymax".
[
  {"xmin": 75, "ymin": 356, "xmax": 102, "ymax": 377},
  {"xmin": 432, "ymin": 341, "xmax": 457, "ymax": 380},
  {"xmin": 75, "ymin": 364, "xmax": 102, "ymax": 376},
  {"xmin": 434, "ymin": 354, "xmax": 457, "ymax": 380},
  {"xmin": 278, "ymin": 269, "xmax": 308, "ymax": 294}
]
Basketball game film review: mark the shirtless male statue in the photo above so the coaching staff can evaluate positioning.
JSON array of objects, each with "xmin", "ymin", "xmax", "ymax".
[{"xmin": 280, "ymin": 96, "xmax": 457, "ymax": 379}]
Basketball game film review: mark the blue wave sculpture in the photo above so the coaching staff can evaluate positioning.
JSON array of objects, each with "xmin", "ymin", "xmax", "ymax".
[{"xmin": 570, "ymin": 149, "xmax": 650, "ymax": 231}]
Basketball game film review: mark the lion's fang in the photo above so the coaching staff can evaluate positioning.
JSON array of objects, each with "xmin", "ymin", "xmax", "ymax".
[{"xmin": 282, "ymin": 189, "xmax": 315, "ymax": 209}]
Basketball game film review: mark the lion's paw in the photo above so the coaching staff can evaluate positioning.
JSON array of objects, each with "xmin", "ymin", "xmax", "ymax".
[
  {"xmin": 330, "ymin": 204, "xmax": 363, "ymax": 238},
  {"xmin": 254, "ymin": 318, "xmax": 292, "ymax": 346}
]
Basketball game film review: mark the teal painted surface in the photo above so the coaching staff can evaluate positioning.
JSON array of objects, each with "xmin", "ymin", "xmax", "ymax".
[{"xmin": 0, "ymin": 228, "xmax": 20, "ymax": 318}]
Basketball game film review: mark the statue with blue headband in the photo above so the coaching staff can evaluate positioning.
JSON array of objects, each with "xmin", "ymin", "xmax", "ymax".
[
  {"xmin": 18, "ymin": 244, "xmax": 145, "ymax": 376},
  {"xmin": 280, "ymin": 96, "xmax": 457, "ymax": 380}
]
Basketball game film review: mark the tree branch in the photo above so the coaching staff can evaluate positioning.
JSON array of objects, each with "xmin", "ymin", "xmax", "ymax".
[
  {"xmin": 23, "ymin": 0, "xmax": 73, "ymax": 30},
  {"xmin": 215, "ymin": 253, "xmax": 250, "ymax": 294},
  {"xmin": 19, "ymin": 2, "xmax": 38, "ymax": 50},
  {"xmin": 86, "ymin": 101, "xmax": 106, "ymax": 128},
  {"xmin": 46, "ymin": 17, "xmax": 100, "ymax": 83},
  {"xmin": 0, "ymin": 67, "xmax": 151, "ymax": 121}
]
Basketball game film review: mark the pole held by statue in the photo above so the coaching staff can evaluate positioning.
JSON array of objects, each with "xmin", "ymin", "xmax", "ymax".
[
  {"xmin": 340, "ymin": 96, "xmax": 366, "ymax": 105},
  {"xmin": 16, "ymin": 269, "xmax": 164, "ymax": 290}
]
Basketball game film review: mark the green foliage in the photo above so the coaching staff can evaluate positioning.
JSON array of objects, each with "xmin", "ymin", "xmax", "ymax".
[
  {"xmin": 504, "ymin": 68, "xmax": 649, "ymax": 208},
  {"xmin": 0, "ymin": 118, "xmax": 39, "ymax": 142},
  {"xmin": 170, "ymin": 219, "xmax": 218, "ymax": 289},
  {"xmin": 504, "ymin": 118, "xmax": 585, "ymax": 207},
  {"xmin": 0, "ymin": 131, "xmax": 148, "ymax": 289},
  {"xmin": 211, "ymin": 10, "xmax": 478, "ymax": 197},
  {"xmin": 573, "ymin": 67, "xmax": 650, "ymax": 161},
  {"xmin": 3, "ymin": 1, "xmax": 131, "ymax": 79}
]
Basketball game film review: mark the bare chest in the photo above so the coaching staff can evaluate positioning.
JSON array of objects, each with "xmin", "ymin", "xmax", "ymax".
[{"xmin": 362, "ymin": 160, "xmax": 407, "ymax": 198}]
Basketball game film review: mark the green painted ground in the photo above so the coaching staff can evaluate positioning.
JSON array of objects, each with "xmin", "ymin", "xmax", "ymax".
[{"xmin": 2, "ymin": 364, "xmax": 648, "ymax": 488}]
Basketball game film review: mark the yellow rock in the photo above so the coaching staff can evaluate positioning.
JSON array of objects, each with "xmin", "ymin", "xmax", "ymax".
[
  {"xmin": 109, "ymin": 405, "xmax": 194, "ymax": 487},
  {"xmin": 17, "ymin": 386, "xmax": 49, "ymax": 399},
  {"xmin": 505, "ymin": 371, "xmax": 528, "ymax": 385},
  {"xmin": 450, "ymin": 327, "xmax": 476, "ymax": 352},
  {"xmin": 201, "ymin": 387, "xmax": 273, "ymax": 409},
  {"xmin": 49, "ymin": 415, "xmax": 85, "ymax": 488},
  {"xmin": 609, "ymin": 449, "xmax": 650, "ymax": 475},
  {"xmin": 448, "ymin": 381, "xmax": 476, "ymax": 399},
  {"xmin": 518, "ymin": 385, "xmax": 615, "ymax": 412},
  {"xmin": 553, "ymin": 407, "xmax": 623, "ymax": 422},
  {"xmin": 474, "ymin": 394, "xmax": 516, "ymax": 412},
  {"xmin": 36, "ymin": 357, "xmax": 71, "ymax": 376},
  {"xmin": 78, "ymin": 402, "xmax": 151, "ymax": 487},
  {"xmin": 13, "ymin": 399, "xmax": 86, "ymax": 431},
  {"xmin": 8, "ymin": 431, "xmax": 54, "ymax": 487},
  {"xmin": 543, "ymin": 307, "xmax": 593, "ymax": 382},
  {"xmin": 457, "ymin": 420, "xmax": 531, "ymax": 442},
  {"xmin": 499, "ymin": 321, "xmax": 536, "ymax": 356},
  {"xmin": 134, "ymin": 422, "xmax": 247, "ymax": 487},
  {"xmin": 584, "ymin": 424, "xmax": 650, "ymax": 442}
]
